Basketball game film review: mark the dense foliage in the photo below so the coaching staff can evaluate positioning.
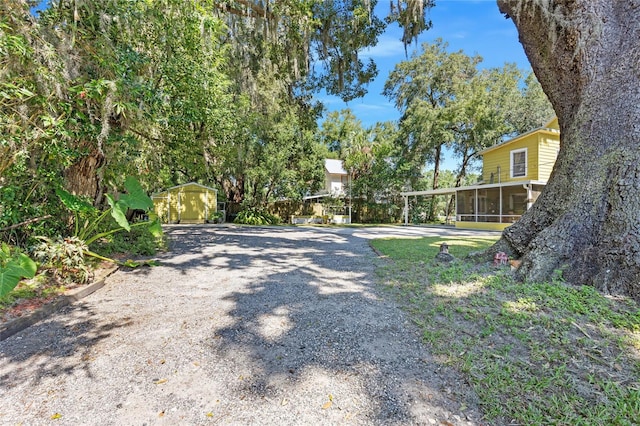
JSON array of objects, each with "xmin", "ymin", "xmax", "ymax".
[
  {"xmin": 2, "ymin": 0, "xmax": 554, "ymax": 287},
  {"xmin": 2, "ymin": 0, "xmax": 433, "ymax": 246},
  {"xmin": 234, "ymin": 208, "xmax": 281, "ymax": 226}
]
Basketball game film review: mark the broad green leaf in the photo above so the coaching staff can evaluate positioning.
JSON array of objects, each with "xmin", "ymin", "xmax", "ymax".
[
  {"xmin": 0, "ymin": 243, "xmax": 10, "ymax": 260},
  {"xmin": 0, "ymin": 255, "xmax": 36, "ymax": 298},
  {"xmin": 15, "ymin": 253, "xmax": 37, "ymax": 278},
  {"xmin": 56, "ymin": 188, "xmax": 95, "ymax": 213},
  {"xmin": 109, "ymin": 199, "xmax": 131, "ymax": 231},
  {"xmin": 120, "ymin": 177, "xmax": 153, "ymax": 211},
  {"xmin": 105, "ymin": 193, "xmax": 117, "ymax": 209},
  {"xmin": 105, "ymin": 194, "xmax": 129, "ymax": 229},
  {"xmin": 147, "ymin": 213, "xmax": 163, "ymax": 238},
  {"xmin": 0, "ymin": 264, "xmax": 24, "ymax": 297}
]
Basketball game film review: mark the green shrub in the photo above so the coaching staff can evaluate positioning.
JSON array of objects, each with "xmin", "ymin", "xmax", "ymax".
[
  {"xmin": 91, "ymin": 224, "xmax": 166, "ymax": 257},
  {"xmin": 54, "ymin": 177, "xmax": 163, "ymax": 265},
  {"xmin": 209, "ymin": 210, "xmax": 225, "ymax": 223},
  {"xmin": 234, "ymin": 208, "xmax": 280, "ymax": 225},
  {"xmin": 32, "ymin": 236, "xmax": 90, "ymax": 284}
]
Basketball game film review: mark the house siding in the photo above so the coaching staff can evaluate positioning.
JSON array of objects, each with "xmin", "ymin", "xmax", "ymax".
[
  {"xmin": 537, "ymin": 135, "xmax": 560, "ymax": 182},
  {"xmin": 482, "ymin": 133, "xmax": 540, "ymax": 183},
  {"xmin": 325, "ymin": 173, "xmax": 346, "ymax": 195}
]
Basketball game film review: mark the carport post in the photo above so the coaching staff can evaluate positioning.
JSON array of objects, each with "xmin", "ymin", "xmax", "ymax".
[{"xmin": 404, "ymin": 195, "xmax": 409, "ymax": 225}]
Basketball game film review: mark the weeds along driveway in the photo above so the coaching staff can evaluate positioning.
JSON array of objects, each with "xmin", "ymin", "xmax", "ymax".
[{"xmin": 0, "ymin": 225, "xmax": 493, "ymax": 425}]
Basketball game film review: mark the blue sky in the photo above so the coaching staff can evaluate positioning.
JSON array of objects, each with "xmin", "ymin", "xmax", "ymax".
[{"xmin": 317, "ymin": 0, "xmax": 532, "ymax": 169}]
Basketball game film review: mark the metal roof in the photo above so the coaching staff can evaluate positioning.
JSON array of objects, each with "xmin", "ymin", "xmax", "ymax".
[
  {"xmin": 400, "ymin": 180, "xmax": 548, "ymax": 197},
  {"xmin": 325, "ymin": 159, "xmax": 348, "ymax": 175}
]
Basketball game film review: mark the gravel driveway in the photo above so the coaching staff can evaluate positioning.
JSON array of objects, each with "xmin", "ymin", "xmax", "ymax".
[{"xmin": 1, "ymin": 225, "xmax": 496, "ymax": 425}]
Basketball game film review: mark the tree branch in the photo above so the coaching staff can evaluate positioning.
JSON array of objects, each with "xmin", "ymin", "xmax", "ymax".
[
  {"xmin": 0, "ymin": 215, "xmax": 52, "ymax": 232},
  {"xmin": 127, "ymin": 126, "xmax": 163, "ymax": 142},
  {"xmin": 213, "ymin": 0, "xmax": 275, "ymax": 21}
]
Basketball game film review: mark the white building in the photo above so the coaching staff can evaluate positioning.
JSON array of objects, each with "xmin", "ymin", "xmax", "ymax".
[{"xmin": 323, "ymin": 159, "xmax": 349, "ymax": 196}]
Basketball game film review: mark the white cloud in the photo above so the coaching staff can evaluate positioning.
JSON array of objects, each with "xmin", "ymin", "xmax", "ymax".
[
  {"xmin": 360, "ymin": 35, "xmax": 405, "ymax": 59},
  {"xmin": 449, "ymin": 31, "xmax": 468, "ymax": 39},
  {"xmin": 353, "ymin": 102, "xmax": 394, "ymax": 112}
]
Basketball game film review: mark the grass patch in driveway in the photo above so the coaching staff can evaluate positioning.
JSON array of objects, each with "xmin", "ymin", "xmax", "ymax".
[{"xmin": 372, "ymin": 236, "xmax": 640, "ymax": 425}]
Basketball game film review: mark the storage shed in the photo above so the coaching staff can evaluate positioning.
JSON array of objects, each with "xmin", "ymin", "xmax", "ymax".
[{"xmin": 152, "ymin": 182, "xmax": 217, "ymax": 224}]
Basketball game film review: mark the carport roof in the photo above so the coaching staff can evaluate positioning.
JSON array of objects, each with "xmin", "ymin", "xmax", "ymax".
[{"xmin": 400, "ymin": 180, "xmax": 547, "ymax": 197}]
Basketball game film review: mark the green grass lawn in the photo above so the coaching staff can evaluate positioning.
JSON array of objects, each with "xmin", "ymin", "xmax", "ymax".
[{"xmin": 372, "ymin": 236, "xmax": 640, "ymax": 425}]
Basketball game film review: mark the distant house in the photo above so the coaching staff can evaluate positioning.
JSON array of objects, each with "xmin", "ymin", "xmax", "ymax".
[
  {"xmin": 291, "ymin": 159, "xmax": 351, "ymax": 224},
  {"xmin": 323, "ymin": 159, "xmax": 349, "ymax": 196},
  {"xmin": 303, "ymin": 159, "xmax": 350, "ymax": 200},
  {"xmin": 401, "ymin": 117, "xmax": 560, "ymax": 230}
]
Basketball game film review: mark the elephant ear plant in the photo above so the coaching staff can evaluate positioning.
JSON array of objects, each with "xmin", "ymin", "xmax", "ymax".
[
  {"xmin": 52, "ymin": 177, "xmax": 163, "ymax": 267},
  {"xmin": 0, "ymin": 243, "xmax": 37, "ymax": 298}
]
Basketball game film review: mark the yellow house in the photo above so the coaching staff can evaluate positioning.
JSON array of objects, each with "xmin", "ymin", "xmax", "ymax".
[
  {"xmin": 152, "ymin": 182, "xmax": 217, "ymax": 224},
  {"xmin": 401, "ymin": 118, "xmax": 560, "ymax": 230}
]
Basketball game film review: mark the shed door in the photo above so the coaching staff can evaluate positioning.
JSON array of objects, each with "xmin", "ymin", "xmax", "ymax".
[{"xmin": 180, "ymin": 190, "xmax": 206, "ymax": 221}]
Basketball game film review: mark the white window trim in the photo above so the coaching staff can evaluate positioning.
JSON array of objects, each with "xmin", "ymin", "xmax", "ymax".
[{"xmin": 510, "ymin": 148, "xmax": 528, "ymax": 178}]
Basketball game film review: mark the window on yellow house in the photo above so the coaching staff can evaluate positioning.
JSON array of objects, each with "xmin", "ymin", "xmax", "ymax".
[{"xmin": 511, "ymin": 148, "xmax": 527, "ymax": 178}]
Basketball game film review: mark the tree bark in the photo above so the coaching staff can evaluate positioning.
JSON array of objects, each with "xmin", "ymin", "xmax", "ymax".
[
  {"xmin": 428, "ymin": 143, "xmax": 442, "ymax": 221},
  {"xmin": 495, "ymin": 0, "xmax": 640, "ymax": 301},
  {"xmin": 63, "ymin": 150, "xmax": 105, "ymax": 203},
  {"xmin": 221, "ymin": 176, "xmax": 245, "ymax": 204}
]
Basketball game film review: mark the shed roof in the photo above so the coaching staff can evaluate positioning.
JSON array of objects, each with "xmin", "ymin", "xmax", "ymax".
[
  {"xmin": 325, "ymin": 159, "xmax": 347, "ymax": 175},
  {"xmin": 152, "ymin": 182, "xmax": 217, "ymax": 196}
]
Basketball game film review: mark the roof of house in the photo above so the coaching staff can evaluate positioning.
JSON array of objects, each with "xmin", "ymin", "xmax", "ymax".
[
  {"xmin": 325, "ymin": 159, "xmax": 348, "ymax": 175},
  {"xmin": 478, "ymin": 117, "xmax": 560, "ymax": 156}
]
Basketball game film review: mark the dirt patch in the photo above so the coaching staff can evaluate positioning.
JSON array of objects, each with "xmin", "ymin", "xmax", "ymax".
[{"xmin": 1, "ymin": 262, "xmax": 117, "ymax": 327}]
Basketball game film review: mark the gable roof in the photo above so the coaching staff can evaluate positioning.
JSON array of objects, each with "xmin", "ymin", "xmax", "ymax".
[
  {"xmin": 478, "ymin": 117, "xmax": 560, "ymax": 156},
  {"xmin": 545, "ymin": 116, "xmax": 559, "ymax": 129},
  {"xmin": 152, "ymin": 182, "xmax": 217, "ymax": 196},
  {"xmin": 325, "ymin": 159, "xmax": 348, "ymax": 175}
]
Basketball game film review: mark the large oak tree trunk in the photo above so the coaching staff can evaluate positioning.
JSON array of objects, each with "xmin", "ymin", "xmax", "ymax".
[{"xmin": 495, "ymin": 0, "xmax": 640, "ymax": 301}]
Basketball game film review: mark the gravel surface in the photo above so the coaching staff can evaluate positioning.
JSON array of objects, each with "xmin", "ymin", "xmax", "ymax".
[{"xmin": 1, "ymin": 225, "xmax": 496, "ymax": 425}]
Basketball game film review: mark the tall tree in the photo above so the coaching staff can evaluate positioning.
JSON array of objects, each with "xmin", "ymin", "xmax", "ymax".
[
  {"xmin": 317, "ymin": 109, "xmax": 365, "ymax": 157},
  {"xmin": 137, "ymin": 0, "xmax": 235, "ymax": 192},
  {"xmin": 450, "ymin": 65, "xmax": 553, "ymax": 182},
  {"xmin": 509, "ymin": 71, "xmax": 555, "ymax": 135},
  {"xmin": 0, "ymin": 0, "xmax": 83, "ymax": 242},
  {"xmin": 492, "ymin": 1, "xmax": 640, "ymax": 301},
  {"xmin": 344, "ymin": 121, "xmax": 404, "ymax": 203},
  {"xmin": 383, "ymin": 39, "xmax": 481, "ymax": 217},
  {"xmin": 33, "ymin": 0, "xmax": 236, "ymax": 200}
]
